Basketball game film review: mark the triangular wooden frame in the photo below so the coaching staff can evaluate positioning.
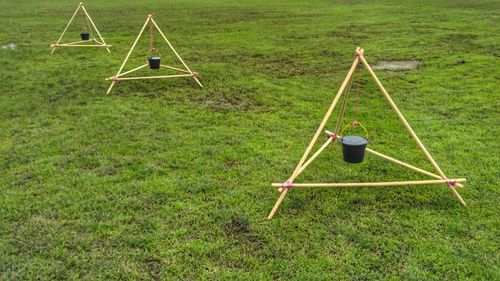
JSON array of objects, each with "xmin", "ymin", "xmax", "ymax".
[
  {"xmin": 105, "ymin": 14, "xmax": 203, "ymax": 95},
  {"xmin": 268, "ymin": 47, "xmax": 467, "ymax": 219},
  {"xmin": 50, "ymin": 2, "xmax": 111, "ymax": 54}
]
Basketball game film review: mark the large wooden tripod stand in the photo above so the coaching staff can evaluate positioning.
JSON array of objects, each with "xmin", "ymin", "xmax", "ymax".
[
  {"xmin": 105, "ymin": 13, "xmax": 202, "ymax": 95},
  {"xmin": 268, "ymin": 47, "xmax": 467, "ymax": 219},
  {"xmin": 50, "ymin": 2, "xmax": 111, "ymax": 54}
]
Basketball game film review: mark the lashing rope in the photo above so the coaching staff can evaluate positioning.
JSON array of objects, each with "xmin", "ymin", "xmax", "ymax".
[{"xmin": 446, "ymin": 180, "xmax": 457, "ymax": 187}]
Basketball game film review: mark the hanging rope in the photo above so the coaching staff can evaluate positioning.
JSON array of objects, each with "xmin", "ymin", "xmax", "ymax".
[
  {"xmin": 81, "ymin": 8, "xmax": 94, "ymax": 39},
  {"xmin": 354, "ymin": 60, "xmax": 362, "ymax": 118},
  {"xmin": 334, "ymin": 54, "xmax": 360, "ymax": 134},
  {"xmin": 334, "ymin": 73, "xmax": 353, "ymax": 134},
  {"xmin": 149, "ymin": 19, "xmax": 154, "ymax": 53},
  {"xmin": 147, "ymin": 19, "xmax": 160, "ymax": 57}
]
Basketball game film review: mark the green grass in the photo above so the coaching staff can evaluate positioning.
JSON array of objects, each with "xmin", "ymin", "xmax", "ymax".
[{"xmin": 1, "ymin": 0, "xmax": 499, "ymax": 279}]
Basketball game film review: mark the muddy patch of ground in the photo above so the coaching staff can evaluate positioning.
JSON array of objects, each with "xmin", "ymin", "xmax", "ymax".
[{"xmin": 372, "ymin": 60, "xmax": 421, "ymax": 71}]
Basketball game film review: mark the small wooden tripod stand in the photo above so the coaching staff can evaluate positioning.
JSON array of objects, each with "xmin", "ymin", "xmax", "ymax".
[
  {"xmin": 50, "ymin": 2, "xmax": 111, "ymax": 54},
  {"xmin": 105, "ymin": 13, "xmax": 202, "ymax": 95},
  {"xmin": 268, "ymin": 47, "xmax": 467, "ymax": 219}
]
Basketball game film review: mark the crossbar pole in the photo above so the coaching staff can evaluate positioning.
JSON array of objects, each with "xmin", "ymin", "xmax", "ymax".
[{"xmin": 271, "ymin": 178, "xmax": 466, "ymax": 188}]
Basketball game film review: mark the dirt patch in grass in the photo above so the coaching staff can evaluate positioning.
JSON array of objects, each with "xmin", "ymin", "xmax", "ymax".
[
  {"xmin": 372, "ymin": 60, "xmax": 421, "ymax": 71},
  {"xmin": 194, "ymin": 85, "xmax": 265, "ymax": 112},
  {"xmin": 225, "ymin": 216, "xmax": 250, "ymax": 236}
]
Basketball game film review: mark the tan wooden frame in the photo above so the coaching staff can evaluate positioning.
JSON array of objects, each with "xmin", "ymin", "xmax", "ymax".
[
  {"xmin": 268, "ymin": 47, "xmax": 467, "ymax": 219},
  {"xmin": 105, "ymin": 14, "xmax": 202, "ymax": 95},
  {"xmin": 50, "ymin": 2, "xmax": 111, "ymax": 54}
]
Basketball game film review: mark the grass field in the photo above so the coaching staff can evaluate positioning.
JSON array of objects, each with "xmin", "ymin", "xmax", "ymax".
[{"xmin": 1, "ymin": 0, "xmax": 499, "ymax": 279}]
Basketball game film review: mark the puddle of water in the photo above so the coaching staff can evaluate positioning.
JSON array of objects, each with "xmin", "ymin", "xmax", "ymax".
[
  {"xmin": 372, "ymin": 60, "xmax": 421, "ymax": 71},
  {"xmin": 2, "ymin": 43, "xmax": 17, "ymax": 50}
]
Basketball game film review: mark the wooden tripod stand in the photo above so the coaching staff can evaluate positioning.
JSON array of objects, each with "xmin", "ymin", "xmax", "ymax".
[
  {"xmin": 105, "ymin": 13, "xmax": 203, "ymax": 95},
  {"xmin": 268, "ymin": 47, "xmax": 467, "ymax": 219},
  {"xmin": 50, "ymin": 2, "xmax": 111, "ymax": 54}
]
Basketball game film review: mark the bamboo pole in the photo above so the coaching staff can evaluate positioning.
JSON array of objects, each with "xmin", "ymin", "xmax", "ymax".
[
  {"xmin": 334, "ymin": 76, "xmax": 353, "ymax": 134},
  {"xmin": 150, "ymin": 18, "xmax": 203, "ymax": 88},
  {"xmin": 80, "ymin": 4, "xmax": 110, "ymax": 53},
  {"xmin": 267, "ymin": 48, "xmax": 363, "ymax": 219},
  {"xmin": 359, "ymin": 54, "xmax": 466, "ymax": 207},
  {"xmin": 365, "ymin": 148, "xmax": 464, "ymax": 188},
  {"xmin": 112, "ymin": 74, "xmax": 193, "ymax": 80},
  {"xmin": 51, "ymin": 2, "xmax": 82, "ymax": 54},
  {"xmin": 94, "ymin": 38, "xmax": 104, "ymax": 45},
  {"xmin": 161, "ymin": 64, "xmax": 191, "ymax": 73},
  {"xmin": 55, "ymin": 39, "xmax": 90, "ymax": 46},
  {"xmin": 106, "ymin": 15, "xmax": 152, "ymax": 95},
  {"xmin": 271, "ymin": 178, "xmax": 466, "ymax": 188},
  {"xmin": 276, "ymin": 137, "xmax": 336, "ymax": 193},
  {"xmin": 55, "ymin": 44, "xmax": 111, "ymax": 47},
  {"xmin": 110, "ymin": 64, "xmax": 148, "ymax": 78}
]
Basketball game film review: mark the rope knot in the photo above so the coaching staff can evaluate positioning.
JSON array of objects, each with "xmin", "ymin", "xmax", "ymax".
[
  {"xmin": 328, "ymin": 132, "xmax": 338, "ymax": 140},
  {"xmin": 355, "ymin": 50, "xmax": 363, "ymax": 57},
  {"xmin": 111, "ymin": 76, "xmax": 118, "ymax": 81},
  {"xmin": 282, "ymin": 181, "xmax": 294, "ymax": 189},
  {"xmin": 191, "ymin": 72, "xmax": 199, "ymax": 77},
  {"xmin": 351, "ymin": 121, "xmax": 360, "ymax": 126},
  {"xmin": 446, "ymin": 180, "xmax": 457, "ymax": 187}
]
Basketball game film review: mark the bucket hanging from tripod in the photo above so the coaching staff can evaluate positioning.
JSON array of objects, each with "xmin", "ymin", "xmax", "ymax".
[{"xmin": 340, "ymin": 121, "xmax": 369, "ymax": 163}]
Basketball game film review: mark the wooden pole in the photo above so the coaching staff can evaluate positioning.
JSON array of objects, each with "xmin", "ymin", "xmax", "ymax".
[
  {"xmin": 161, "ymin": 64, "xmax": 191, "ymax": 73},
  {"xmin": 55, "ymin": 44, "xmax": 111, "ymax": 47},
  {"xmin": 111, "ymin": 64, "xmax": 148, "ymax": 78},
  {"xmin": 56, "ymin": 39, "xmax": 90, "ymax": 46},
  {"xmin": 93, "ymin": 38, "xmax": 104, "ymax": 45},
  {"xmin": 106, "ymin": 15, "xmax": 152, "ymax": 95},
  {"xmin": 150, "ymin": 18, "xmax": 203, "ymax": 88},
  {"xmin": 271, "ymin": 178, "xmax": 466, "ymax": 188},
  {"xmin": 112, "ymin": 74, "xmax": 193, "ymax": 80},
  {"xmin": 365, "ymin": 148, "xmax": 464, "ymax": 188},
  {"xmin": 267, "ymin": 48, "xmax": 363, "ymax": 219},
  {"xmin": 276, "ymin": 137, "xmax": 336, "ymax": 192},
  {"xmin": 80, "ymin": 4, "xmax": 111, "ymax": 53},
  {"xmin": 51, "ymin": 2, "xmax": 82, "ymax": 54},
  {"xmin": 359, "ymin": 55, "xmax": 466, "ymax": 206}
]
